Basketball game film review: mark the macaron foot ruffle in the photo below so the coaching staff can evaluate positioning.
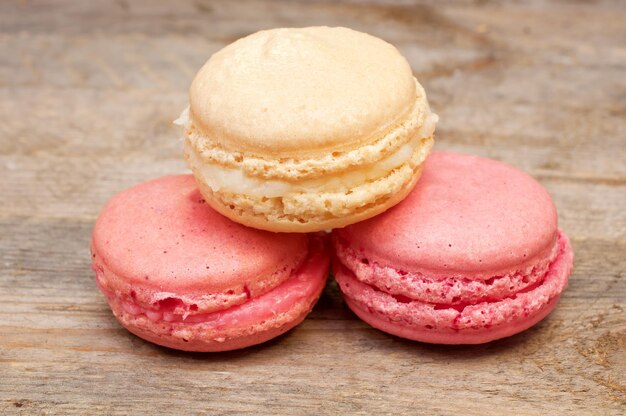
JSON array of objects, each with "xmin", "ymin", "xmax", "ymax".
[{"xmin": 335, "ymin": 231, "xmax": 573, "ymax": 344}]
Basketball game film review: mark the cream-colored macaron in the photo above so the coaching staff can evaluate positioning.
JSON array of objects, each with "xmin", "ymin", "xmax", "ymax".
[{"xmin": 177, "ymin": 26, "xmax": 437, "ymax": 232}]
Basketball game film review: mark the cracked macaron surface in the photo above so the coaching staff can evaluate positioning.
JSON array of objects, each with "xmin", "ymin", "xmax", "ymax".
[
  {"xmin": 91, "ymin": 175, "xmax": 329, "ymax": 352},
  {"xmin": 333, "ymin": 152, "xmax": 573, "ymax": 344}
]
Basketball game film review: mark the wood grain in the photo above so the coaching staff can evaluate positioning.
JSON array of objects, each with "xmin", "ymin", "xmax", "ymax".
[{"xmin": 1, "ymin": 1, "xmax": 624, "ymax": 414}]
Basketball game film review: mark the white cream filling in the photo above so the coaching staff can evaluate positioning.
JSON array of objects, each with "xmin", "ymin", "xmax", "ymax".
[
  {"xmin": 177, "ymin": 106, "xmax": 438, "ymax": 198},
  {"xmin": 185, "ymin": 137, "xmax": 421, "ymax": 197},
  {"xmin": 173, "ymin": 106, "xmax": 190, "ymax": 126}
]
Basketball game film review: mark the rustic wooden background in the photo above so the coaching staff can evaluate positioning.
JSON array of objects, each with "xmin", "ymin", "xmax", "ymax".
[{"xmin": 1, "ymin": 1, "xmax": 624, "ymax": 414}]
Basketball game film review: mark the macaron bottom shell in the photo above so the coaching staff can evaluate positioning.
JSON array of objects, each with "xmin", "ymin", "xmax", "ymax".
[
  {"xmin": 96, "ymin": 239, "xmax": 329, "ymax": 352},
  {"xmin": 188, "ymin": 144, "xmax": 430, "ymax": 233},
  {"xmin": 334, "ymin": 231, "xmax": 573, "ymax": 344}
]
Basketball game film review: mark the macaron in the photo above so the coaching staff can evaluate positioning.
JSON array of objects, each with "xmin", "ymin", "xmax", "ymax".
[
  {"xmin": 177, "ymin": 26, "xmax": 437, "ymax": 233},
  {"xmin": 333, "ymin": 152, "xmax": 573, "ymax": 344},
  {"xmin": 91, "ymin": 175, "xmax": 329, "ymax": 352}
]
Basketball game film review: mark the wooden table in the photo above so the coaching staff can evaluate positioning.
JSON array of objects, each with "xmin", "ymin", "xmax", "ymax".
[{"xmin": 1, "ymin": 1, "xmax": 624, "ymax": 414}]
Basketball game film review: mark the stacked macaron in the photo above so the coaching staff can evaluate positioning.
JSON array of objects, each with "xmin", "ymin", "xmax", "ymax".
[
  {"xmin": 178, "ymin": 27, "xmax": 436, "ymax": 232},
  {"xmin": 92, "ymin": 26, "xmax": 573, "ymax": 352}
]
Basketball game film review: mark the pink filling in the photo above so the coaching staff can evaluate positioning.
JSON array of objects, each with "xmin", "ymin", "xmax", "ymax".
[
  {"xmin": 91, "ymin": 248, "xmax": 302, "ymax": 316},
  {"xmin": 334, "ymin": 231, "xmax": 572, "ymax": 332},
  {"xmin": 98, "ymin": 240, "xmax": 329, "ymax": 329},
  {"xmin": 333, "ymin": 233, "xmax": 559, "ymax": 305}
]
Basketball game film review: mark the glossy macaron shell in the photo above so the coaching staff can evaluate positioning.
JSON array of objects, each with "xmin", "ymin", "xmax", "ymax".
[{"xmin": 333, "ymin": 152, "xmax": 573, "ymax": 344}]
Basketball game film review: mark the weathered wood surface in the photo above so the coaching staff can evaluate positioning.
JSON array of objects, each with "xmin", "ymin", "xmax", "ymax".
[{"xmin": 1, "ymin": 1, "xmax": 625, "ymax": 414}]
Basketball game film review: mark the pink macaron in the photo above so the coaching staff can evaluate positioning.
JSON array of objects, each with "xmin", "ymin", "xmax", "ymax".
[
  {"xmin": 333, "ymin": 152, "xmax": 573, "ymax": 344},
  {"xmin": 91, "ymin": 175, "xmax": 329, "ymax": 352}
]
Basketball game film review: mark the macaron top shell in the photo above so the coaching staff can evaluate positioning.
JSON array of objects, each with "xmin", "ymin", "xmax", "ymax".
[
  {"xmin": 336, "ymin": 152, "xmax": 558, "ymax": 278},
  {"xmin": 189, "ymin": 26, "xmax": 418, "ymax": 156},
  {"xmin": 92, "ymin": 175, "xmax": 308, "ymax": 294}
]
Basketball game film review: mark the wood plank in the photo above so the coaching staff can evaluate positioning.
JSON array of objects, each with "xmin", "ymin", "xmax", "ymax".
[{"xmin": 0, "ymin": 0, "xmax": 624, "ymax": 414}]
